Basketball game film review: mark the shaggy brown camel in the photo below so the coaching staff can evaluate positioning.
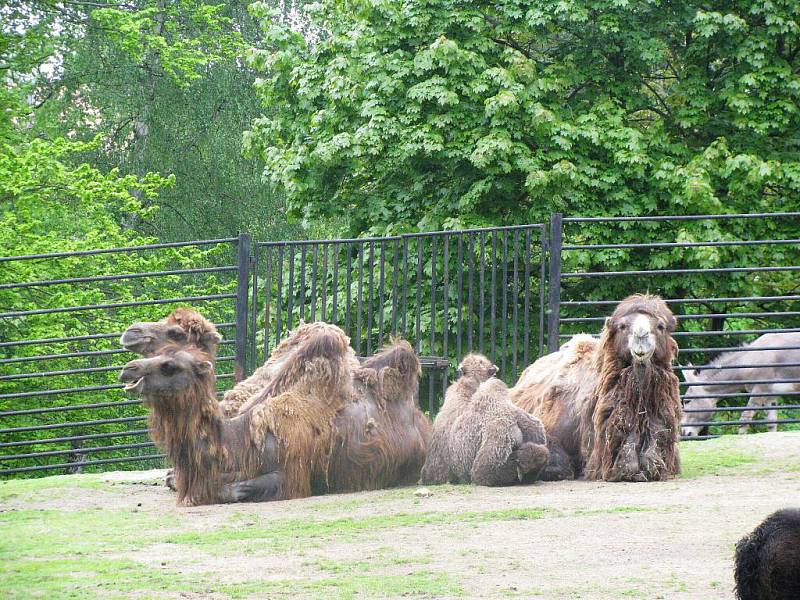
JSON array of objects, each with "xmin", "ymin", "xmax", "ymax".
[
  {"xmin": 121, "ymin": 310, "xmax": 430, "ymax": 493},
  {"xmin": 119, "ymin": 323, "xmax": 353, "ymax": 505},
  {"xmin": 511, "ymin": 294, "xmax": 682, "ymax": 482},
  {"xmin": 735, "ymin": 508, "xmax": 800, "ymax": 600},
  {"xmin": 420, "ymin": 354, "xmax": 549, "ymax": 486},
  {"xmin": 120, "ymin": 308, "xmax": 222, "ymax": 358}
]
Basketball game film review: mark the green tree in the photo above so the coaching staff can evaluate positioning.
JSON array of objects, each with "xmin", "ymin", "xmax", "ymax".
[{"xmin": 245, "ymin": 0, "xmax": 800, "ymax": 236}]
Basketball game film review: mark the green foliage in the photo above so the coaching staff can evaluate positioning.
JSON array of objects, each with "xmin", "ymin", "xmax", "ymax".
[{"xmin": 246, "ymin": 0, "xmax": 800, "ymax": 235}]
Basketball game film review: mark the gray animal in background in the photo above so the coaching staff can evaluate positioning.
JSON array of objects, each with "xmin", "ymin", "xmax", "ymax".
[
  {"xmin": 681, "ymin": 332, "xmax": 800, "ymax": 437},
  {"xmin": 420, "ymin": 354, "xmax": 550, "ymax": 486}
]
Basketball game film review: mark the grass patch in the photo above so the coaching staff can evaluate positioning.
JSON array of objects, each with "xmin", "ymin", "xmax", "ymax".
[
  {"xmin": 0, "ymin": 473, "xmax": 108, "ymax": 503},
  {"xmin": 165, "ymin": 506, "xmax": 549, "ymax": 551},
  {"xmin": 679, "ymin": 437, "xmax": 759, "ymax": 478},
  {"xmin": 217, "ymin": 571, "xmax": 464, "ymax": 599}
]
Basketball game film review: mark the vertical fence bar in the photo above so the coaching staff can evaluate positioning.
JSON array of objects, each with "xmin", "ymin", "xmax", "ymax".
[
  {"xmin": 299, "ymin": 245, "xmax": 307, "ymax": 322},
  {"xmin": 547, "ymin": 214, "xmax": 563, "ymax": 353},
  {"xmin": 391, "ymin": 238, "xmax": 400, "ymax": 335},
  {"xmin": 478, "ymin": 232, "xmax": 486, "ymax": 353},
  {"xmin": 456, "ymin": 234, "xmax": 464, "ymax": 360},
  {"xmin": 523, "ymin": 229, "xmax": 531, "ymax": 367},
  {"xmin": 263, "ymin": 246, "xmax": 273, "ymax": 357},
  {"xmin": 501, "ymin": 231, "xmax": 508, "ymax": 378},
  {"xmin": 286, "ymin": 245, "xmax": 295, "ymax": 331},
  {"xmin": 275, "ymin": 245, "xmax": 284, "ymax": 346},
  {"xmin": 430, "ymin": 236, "xmax": 437, "ymax": 357},
  {"xmin": 512, "ymin": 230, "xmax": 519, "ymax": 380},
  {"xmin": 490, "ymin": 232, "xmax": 498, "ymax": 358},
  {"xmin": 345, "ymin": 244, "xmax": 352, "ymax": 334},
  {"xmin": 442, "ymin": 234, "xmax": 450, "ymax": 397},
  {"xmin": 416, "ymin": 238, "xmax": 423, "ymax": 353},
  {"xmin": 468, "ymin": 235, "xmax": 475, "ymax": 352},
  {"xmin": 249, "ymin": 242, "xmax": 259, "ymax": 374},
  {"xmin": 367, "ymin": 242, "xmax": 375, "ymax": 354},
  {"xmin": 378, "ymin": 241, "xmax": 386, "ymax": 343},
  {"xmin": 310, "ymin": 244, "xmax": 318, "ymax": 322},
  {"xmin": 332, "ymin": 243, "xmax": 340, "ymax": 323},
  {"xmin": 234, "ymin": 232, "xmax": 251, "ymax": 381},
  {"xmin": 539, "ymin": 227, "xmax": 547, "ymax": 356},
  {"xmin": 356, "ymin": 243, "xmax": 364, "ymax": 354},
  {"xmin": 402, "ymin": 237, "xmax": 410, "ymax": 338},
  {"xmin": 321, "ymin": 244, "xmax": 328, "ymax": 322}
]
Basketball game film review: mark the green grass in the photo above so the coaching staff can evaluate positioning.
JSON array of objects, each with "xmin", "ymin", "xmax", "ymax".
[{"xmin": 679, "ymin": 438, "xmax": 758, "ymax": 478}]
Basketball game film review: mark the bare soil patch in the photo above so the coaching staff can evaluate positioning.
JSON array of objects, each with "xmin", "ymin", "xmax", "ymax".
[{"xmin": 2, "ymin": 432, "xmax": 798, "ymax": 599}]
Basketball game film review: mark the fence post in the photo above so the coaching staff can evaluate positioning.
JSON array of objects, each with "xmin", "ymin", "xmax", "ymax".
[
  {"xmin": 547, "ymin": 213, "xmax": 562, "ymax": 353},
  {"xmin": 235, "ymin": 232, "xmax": 251, "ymax": 382}
]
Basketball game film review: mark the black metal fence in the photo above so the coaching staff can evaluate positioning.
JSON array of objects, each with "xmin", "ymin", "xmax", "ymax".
[
  {"xmin": 3, "ymin": 212, "xmax": 800, "ymax": 476},
  {"xmin": 251, "ymin": 225, "xmax": 547, "ymax": 414},
  {"xmin": 548, "ymin": 212, "xmax": 800, "ymax": 440},
  {"xmin": 0, "ymin": 237, "xmax": 246, "ymax": 476}
]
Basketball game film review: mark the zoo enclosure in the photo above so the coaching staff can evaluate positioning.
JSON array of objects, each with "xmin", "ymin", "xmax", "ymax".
[{"xmin": 2, "ymin": 212, "xmax": 800, "ymax": 475}]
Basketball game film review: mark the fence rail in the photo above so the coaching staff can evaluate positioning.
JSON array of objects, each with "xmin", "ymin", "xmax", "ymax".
[{"xmin": 3, "ymin": 212, "xmax": 800, "ymax": 476}]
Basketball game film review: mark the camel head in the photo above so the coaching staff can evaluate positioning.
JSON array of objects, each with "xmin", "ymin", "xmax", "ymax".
[
  {"xmin": 119, "ymin": 345, "xmax": 214, "ymax": 400},
  {"xmin": 679, "ymin": 366, "xmax": 713, "ymax": 437},
  {"xmin": 120, "ymin": 308, "xmax": 222, "ymax": 357},
  {"xmin": 602, "ymin": 294, "xmax": 677, "ymax": 368},
  {"xmin": 456, "ymin": 354, "xmax": 498, "ymax": 381}
]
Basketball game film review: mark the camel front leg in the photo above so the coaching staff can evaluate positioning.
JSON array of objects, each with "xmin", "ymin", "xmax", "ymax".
[{"xmin": 218, "ymin": 471, "xmax": 283, "ymax": 503}]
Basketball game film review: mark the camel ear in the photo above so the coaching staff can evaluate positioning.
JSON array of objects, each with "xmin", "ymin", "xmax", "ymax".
[
  {"xmin": 455, "ymin": 368, "xmax": 463, "ymax": 378},
  {"xmin": 604, "ymin": 316, "xmax": 612, "ymax": 330},
  {"xmin": 488, "ymin": 364, "xmax": 498, "ymax": 376},
  {"xmin": 203, "ymin": 331, "xmax": 223, "ymax": 344},
  {"xmin": 196, "ymin": 361, "xmax": 214, "ymax": 375}
]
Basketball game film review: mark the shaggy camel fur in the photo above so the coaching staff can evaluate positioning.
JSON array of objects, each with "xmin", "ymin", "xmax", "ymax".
[
  {"xmin": 421, "ymin": 354, "xmax": 549, "ymax": 486},
  {"xmin": 511, "ymin": 294, "xmax": 682, "ymax": 482},
  {"xmin": 735, "ymin": 509, "xmax": 800, "ymax": 600},
  {"xmin": 120, "ymin": 308, "xmax": 222, "ymax": 358},
  {"xmin": 120, "ymin": 308, "xmax": 344, "ymax": 418},
  {"xmin": 122, "ymin": 310, "xmax": 431, "ymax": 492},
  {"xmin": 119, "ymin": 324, "xmax": 352, "ymax": 505},
  {"xmin": 326, "ymin": 340, "xmax": 430, "ymax": 492}
]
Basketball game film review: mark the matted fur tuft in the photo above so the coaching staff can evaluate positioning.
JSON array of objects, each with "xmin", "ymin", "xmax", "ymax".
[{"xmin": 221, "ymin": 321, "xmax": 359, "ymax": 416}]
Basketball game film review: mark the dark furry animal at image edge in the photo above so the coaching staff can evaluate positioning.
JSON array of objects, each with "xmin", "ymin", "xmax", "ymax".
[{"xmin": 734, "ymin": 508, "xmax": 800, "ymax": 600}]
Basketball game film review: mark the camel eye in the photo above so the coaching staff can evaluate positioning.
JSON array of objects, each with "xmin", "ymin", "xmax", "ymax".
[
  {"xmin": 657, "ymin": 323, "xmax": 665, "ymax": 331},
  {"xmin": 619, "ymin": 323, "xmax": 627, "ymax": 330},
  {"xmin": 160, "ymin": 362, "xmax": 179, "ymax": 376}
]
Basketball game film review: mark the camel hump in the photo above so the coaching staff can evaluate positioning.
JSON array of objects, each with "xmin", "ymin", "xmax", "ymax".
[
  {"xmin": 167, "ymin": 308, "xmax": 222, "ymax": 344},
  {"xmin": 254, "ymin": 323, "xmax": 353, "ymax": 403},
  {"xmin": 362, "ymin": 339, "xmax": 421, "ymax": 377}
]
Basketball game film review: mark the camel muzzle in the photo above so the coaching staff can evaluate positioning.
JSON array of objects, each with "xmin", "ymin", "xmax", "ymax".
[{"xmin": 119, "ymin": 364, "xmax": 145, "ymax": 394}]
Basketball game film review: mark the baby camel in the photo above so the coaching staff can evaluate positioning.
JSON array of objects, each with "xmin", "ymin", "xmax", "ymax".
[{"xmin": 420, "ymin": 354, "xmax": 549, "ymax": 486}]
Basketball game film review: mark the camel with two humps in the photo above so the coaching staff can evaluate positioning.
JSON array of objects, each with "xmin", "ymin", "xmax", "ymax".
[
  {"xmin": 511, "ymin": 294, "xmax": 682, "ymax": 482},
  {"xmin": 121, "ymin": 310, "xmax": 430, "ymax": 501}
]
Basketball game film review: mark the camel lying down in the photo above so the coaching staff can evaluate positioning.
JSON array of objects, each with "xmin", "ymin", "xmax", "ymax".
[
  {"xmin": 511, "ymin": 294, "xmax": 682, "ymax": 482},
  {"xmin": 421, "ymin": 354, "xmax": 549, "ymax": 486},
  {"xmin": 121, "ymin": 313, "xmax": 430, "ymax": 504}
]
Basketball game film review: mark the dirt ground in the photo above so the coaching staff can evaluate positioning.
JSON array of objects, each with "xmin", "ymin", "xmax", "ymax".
[{"xmin": 2, "ymin": 432, "xmax": 799, "ymax": 599}]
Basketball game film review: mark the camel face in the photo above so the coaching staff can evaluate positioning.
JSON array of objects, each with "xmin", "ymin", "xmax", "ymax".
[
  {"xmin": 456, "ymin": 354, "xmax": 498, "ymax": 381},
  {"xmin": 119, "ymin": 349, "xmax": 213, "ymax": 398},
  {"xmin": 607, "ymin": 310, "xmax": 674, "ymax": 367},
  {"xmin": 120, "ymin": 322, "xmax": 189, "ymax": 356}
]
